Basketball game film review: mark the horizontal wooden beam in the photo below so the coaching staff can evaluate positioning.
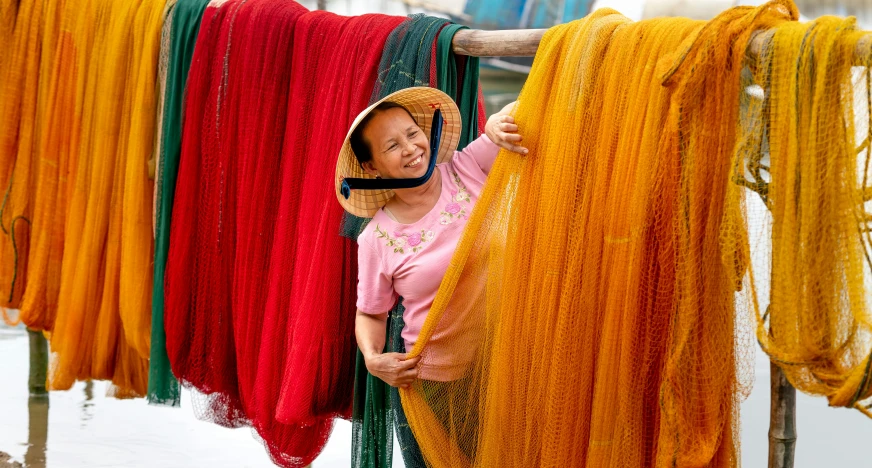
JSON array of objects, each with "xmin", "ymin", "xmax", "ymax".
[
  {"xmin": 454, "ymin": 27, "xmax": 872, "ymax": 64},
  {"xmin": 451, "ymin": 29, "xmax": 547, "ymax": 57}
]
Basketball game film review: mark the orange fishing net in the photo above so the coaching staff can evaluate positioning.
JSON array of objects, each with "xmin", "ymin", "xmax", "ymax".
[
  {"xmin": 737, "ymin": 15, "xmax": 872, "ymax": 416},
  {"xmin": 17, "ymin": 0, "xmax": 81, "ymax": 332},
  {"xmin": 398, "ymin": 2, "xmax": 797, "ymax": 467},
  {"xmin": 47, "ymin": 0, "xmax": 166, "ymax": 396},
  {"xmin": 0, "ymin": 0, "xmax": 45, "ymax": 316}
]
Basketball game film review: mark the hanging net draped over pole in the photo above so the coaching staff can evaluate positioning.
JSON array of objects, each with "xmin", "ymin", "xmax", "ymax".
[
  {"xmin": 164, "ymin": 2, "xmax": 405, "ymax": 465},
  {"xmin": 11, "ymin": 0, "xmax": 71, "ymax": 331},
  {"xmin": 349, "ymin": 15, "xmax": 487, "ymax": 468},
  {"xmin": 148, "ymin": 0, "xmax": 212, "ymax": 407},
  {"xmin": 397, "ymin": 2, "xmax": 799, "ymax": 467},
  {"xmin": 0, "ymin": 0, "xmax": 49, "ymax": 317},
  {"xmin": 736, "ymin": 15, "xmax": 872, "ymax": 416},
  {"xmin": 47, "ymin": 0, "xmax": 167, "ymax": 397}
]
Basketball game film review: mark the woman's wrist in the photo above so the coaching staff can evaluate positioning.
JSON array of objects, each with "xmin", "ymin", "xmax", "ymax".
[{"xmin": 361, "ymin": 348, "xmax": 382, "ymax": 364}]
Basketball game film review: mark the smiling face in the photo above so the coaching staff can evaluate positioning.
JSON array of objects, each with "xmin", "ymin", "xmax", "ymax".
[{"xmin": 360, "ymin": 107, "xmax": 431, "ymax": 180}]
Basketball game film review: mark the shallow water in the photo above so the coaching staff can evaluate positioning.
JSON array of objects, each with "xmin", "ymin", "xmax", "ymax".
[{"xmin": 3, "ymin": 321, "xmax": 871, "ymax": 468}]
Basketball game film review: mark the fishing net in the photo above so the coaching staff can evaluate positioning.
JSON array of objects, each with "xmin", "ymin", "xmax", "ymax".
[
  {"xmin": 0, "ymin": 0, "xmax": 45, "ymax": 316},
  {"xmin": 397, "ymin": 3, "xmax": 797, "ymax": 466},
  {"xmin": 348, "ymin": 15, "xmax": 488, "ymax": 468},
  {"xmin": 119, "ymin": 0, "xmax": 165, "ymax": 365},
  {"xmin": 267, "ymin": 11, "xmax": 402, "ymax": 429},
  {"xmin": 49, "ymin": 0, "xmax": 167, "ymax": 397},
  {"xmin": 150, "ymin": 0, "xmax": 175, "ymax": 202},
  {"xmin": 164, "ymin": 0, "xmax": 244, "ymax": 416},
  {"xmin": 148, "ymin": 0, "xmax": 211, "ymax": 408},
  {"xmin": 736, "ymin": 16, "xmax": 872, "ymax": 416},
  {"xmin": 346, "ymin": 18, "xmax": 448, "ymax": 465},
  {"xmin": 0, "ymin": 0, "xmax": 17, "ymax": 59},
  {"xmin": 7, "ymin": 0, "xmax": 68, "ymax": 330},
  {"xmin": 164, "ymin": 3, "xmax": 405, "ymax": 465}
]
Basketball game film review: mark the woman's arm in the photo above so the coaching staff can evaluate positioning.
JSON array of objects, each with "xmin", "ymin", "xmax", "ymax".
[{"xmin": 356, "ymin": 309, "xmax": 420, "ymax": 388}]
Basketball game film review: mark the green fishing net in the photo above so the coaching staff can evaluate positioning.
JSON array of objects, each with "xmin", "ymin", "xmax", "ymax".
[
  {"xmin": 148, "ymin": 0, "xmax": 212, "ymax": 407},
  {"xmin": 349, "ymin": 14, "xmax": 483, "ymax": 468}
]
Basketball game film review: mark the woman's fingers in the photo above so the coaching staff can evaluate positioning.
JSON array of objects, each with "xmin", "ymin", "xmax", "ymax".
[
  {"xmin": 499, "ymin": 140, "xmax": 528, "ymax": 154},
  {"xmin": 395, "ymin": 365, "xmax": 420, "ymax": 388},
  {"xmin": 499, "ymin": 131, "xmax": 522, "ymax": 142},
  {"xmin": 499, "ymin": 122, "xmax": 518, "ymax": 132},
  {"xmin": 396, "ymin": 355, "xmax": 421, "ymax": 369}
]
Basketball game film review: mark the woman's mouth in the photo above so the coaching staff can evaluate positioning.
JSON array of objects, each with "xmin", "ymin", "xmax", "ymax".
[{"xmin": 405, "ymin": 155, "xmax": 424, "ymax": 168}]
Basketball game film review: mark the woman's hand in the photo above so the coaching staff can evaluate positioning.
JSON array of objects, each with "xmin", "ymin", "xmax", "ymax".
[
  {"xmin": 485, "ymin": 101, "xmax": 527, "ymax": 155},
  {"xmin": 364, "ymin": 352, "xmax": 421, "ymax": 388}
]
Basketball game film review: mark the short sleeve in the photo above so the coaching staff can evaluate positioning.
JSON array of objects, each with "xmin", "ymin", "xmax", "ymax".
[
  {"xmin": 356, "ymin": 237, "xmax": 398, "ymax": 314},
  {"xmin": 452, "ymin": 133, "xmax": 500, "ymax": 176}
]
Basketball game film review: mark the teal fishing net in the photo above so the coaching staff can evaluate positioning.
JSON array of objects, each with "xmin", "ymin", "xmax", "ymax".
[{"xmin": 349, "ymin": 15, "xmax": 484, "ymax": 468}]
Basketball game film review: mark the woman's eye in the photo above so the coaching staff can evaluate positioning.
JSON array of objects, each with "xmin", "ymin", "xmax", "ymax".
[{"xmin": 409, "ymin": 132, "xmax": 418, "ymax": 138}]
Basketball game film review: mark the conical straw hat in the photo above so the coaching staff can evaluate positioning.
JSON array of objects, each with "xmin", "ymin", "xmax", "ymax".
[{"xmin": 335, "ymin": 87, "xmax": 462, "ymax": 218}]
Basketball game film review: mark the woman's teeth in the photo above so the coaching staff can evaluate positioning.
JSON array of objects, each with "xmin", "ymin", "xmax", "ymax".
[{"xmin": 405, "ymin": 155, "xmax": 423, "ymax": 168}]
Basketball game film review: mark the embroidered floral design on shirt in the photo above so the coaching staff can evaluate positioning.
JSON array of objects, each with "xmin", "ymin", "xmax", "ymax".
[
  {"xmin": 375, "ymin": 224, "xmax": 436, "ymax": 254},
  {"xmin": 439, "ymin": 171, "xmax": 471, "ymax": 225}
]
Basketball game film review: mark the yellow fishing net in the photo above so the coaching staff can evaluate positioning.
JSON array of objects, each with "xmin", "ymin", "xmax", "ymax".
[
  {"xmin": 736, "ymin": 16, "xmax": 872, "ymax": 416},
  {"xmin": 47, "ymin": 0, "xmax": 165, "ymax": 396},
  {"xmin": 399, "ymin": 2, "xmax": 798, "ymax": 467}
]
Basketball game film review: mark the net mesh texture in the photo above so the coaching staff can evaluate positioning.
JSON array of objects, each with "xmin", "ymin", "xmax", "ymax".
[
  {"xmin": 163, "ymin": 2, "xmax": 405, "ymax": 465},
  {"xmin": 348, "ymin": 14, "xmax": 487, "ymax": 468},
  {"xmin": 736, "ymin": 14, "xmax": 872, "ymax": 416},
  {"xmin": 398, "ymin": 2, "xmax": 804, "ymax": 467}
]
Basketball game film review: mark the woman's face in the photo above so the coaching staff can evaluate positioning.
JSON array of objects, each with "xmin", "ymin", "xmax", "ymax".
[{"xmin": 361, "ymin": 108, "xmax": 430, "ymax": 180}]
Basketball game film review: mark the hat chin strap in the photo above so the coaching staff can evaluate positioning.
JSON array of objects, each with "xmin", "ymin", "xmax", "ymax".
[{"xmin": 341, "ymin": 109, "xmax": 443, "ymax": 200}]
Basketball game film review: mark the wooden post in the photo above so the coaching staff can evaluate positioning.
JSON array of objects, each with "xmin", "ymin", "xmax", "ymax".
[
  {"xmin": 451, "ymin": 29, "xmax": 547, "ymax": 57},
  {"xmin": 452, "ymin": 27, "xmax": 871, "ymax": 63},
  {"xmin": 27, "ymin": 328, "xmax": 48, "ymax": 396},
  {"xmin": 768, "ymin": 362, "xmax": 797, "ymax": 468}
]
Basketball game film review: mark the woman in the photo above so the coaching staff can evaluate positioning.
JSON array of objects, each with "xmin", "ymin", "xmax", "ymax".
[{"xmin": 335, "ymin": 87, "xmax": 526, "ymax": 388}]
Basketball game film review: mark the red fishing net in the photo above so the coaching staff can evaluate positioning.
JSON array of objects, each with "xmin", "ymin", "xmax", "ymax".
[
  {"xmin": 272, "ymin": 11, "xmax": 405, "ymax": 427},
  {"xmin": 165, "ymin": 0, "xmax": 244, "ymax": 421},
  {"xmin": 164, "ymin": 2, "xmax": 403, "ymax": 465}
]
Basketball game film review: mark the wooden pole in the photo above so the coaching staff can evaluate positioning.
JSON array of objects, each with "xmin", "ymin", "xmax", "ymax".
[
  {"xmin": 451, "ymin": 29, "xmax": 547, "ymax": 57},
  {"xmin": 27, "ymin": 328, "xmax": 48, "ymax": 396},
  {"xmin": 452, "ymin": 27, "xmax": 872, "ymax": 63},
  {"xmin": 769, "ymin": 362, "xmax": 797, "ymax": 468}
]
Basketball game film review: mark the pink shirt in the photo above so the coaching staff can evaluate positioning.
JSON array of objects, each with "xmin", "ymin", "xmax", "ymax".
[{"xmin": 356, "ymin": 134, "xmax": 499, "ymax": 380}]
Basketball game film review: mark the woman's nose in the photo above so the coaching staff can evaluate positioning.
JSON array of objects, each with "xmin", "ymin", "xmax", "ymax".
[{"xmin": 401, "ymin": 140, "xmax": 416, "ymax": 155}]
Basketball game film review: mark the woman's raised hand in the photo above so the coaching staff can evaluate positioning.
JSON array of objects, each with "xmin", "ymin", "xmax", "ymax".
[
  {"xmin": 364, "ymin": 352, "xmax": 421, "ymax": 388},
  {"xmin": 485, "ymin": 101, "xmax": 527, "ymax": 155}
]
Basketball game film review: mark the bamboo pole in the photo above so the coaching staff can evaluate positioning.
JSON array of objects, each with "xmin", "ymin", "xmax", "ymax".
[
  {"xmin": 451, "ymin": 29, "xmax": 546, "ymax": 57},
  {"xmin": 769, "ymin": 362, "xmax": 797, "ymax": 468},
  {"xmin": 452, "ymin": 27, "xmax": 872, "ymax": 63},
  {"xmin": 27, "ymin": 328, "xmax": 48, "ymax": 396}
]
